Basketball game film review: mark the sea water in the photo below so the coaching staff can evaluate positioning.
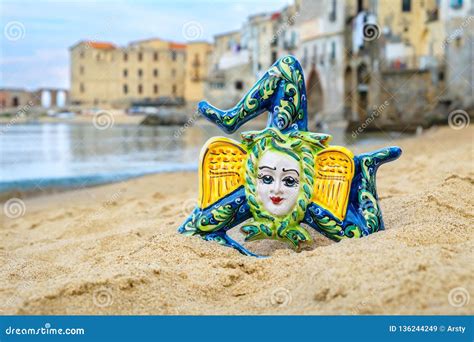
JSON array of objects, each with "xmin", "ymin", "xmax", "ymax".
[{"xmin": 0, "ymin": 121, "xmax": 409, "ymax": 193}]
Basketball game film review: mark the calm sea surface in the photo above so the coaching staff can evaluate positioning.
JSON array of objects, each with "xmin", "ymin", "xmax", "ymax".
[{"xmin": 0, "ymin": 121, "xmax": 409, "ymax": 193}]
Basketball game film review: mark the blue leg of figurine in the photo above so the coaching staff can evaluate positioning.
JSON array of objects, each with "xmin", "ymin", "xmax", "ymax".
[
  {"xmin": 203, "ymin": 232, "xmax": 263, "ymax": 258},
  {"xmin": 198, "ymin": 55, "xmax": 308, "ymax": 133},
  {"xmin": 178, "ymin": 187, "xmax": 260, "ymax": 256},
  {"xmin": 352, "ymin": 146, "xmax": 402, "ymax": 233}
]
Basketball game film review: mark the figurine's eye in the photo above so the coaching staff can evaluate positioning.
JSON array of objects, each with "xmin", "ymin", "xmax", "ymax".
[
  {"xmin": 258, "ymin": 174, "xmax": 274, "ymax": 184},
  {"xmin": 282, "ymin": 176, "xmax": 298, "ymax": 187}
]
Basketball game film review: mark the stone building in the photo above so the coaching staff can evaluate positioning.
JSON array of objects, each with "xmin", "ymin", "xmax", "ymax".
[
  {"xmin": 242, "ymin": 12, "xmax": 281, "ymax": 77},
  {"xmin": 441, "ymin": 0, "xmax": 474, "ymax": 110},
  {"xmin": 0, "ymin": 88, "xmax": 36, "ymax": 109},
  {"xmin": 345, "ymin": 0, "xmax": 473, "ymax": 131},
  {"xmin": 204, "ymin": 11, "xmax": 285, "ymax": 110},
  {"xmin": 184, "ymin": 42, "xmax": 213, "ymax": 108},
  {"xmin": 69, "ymin": 39, "xmax": 212, "ymax": 108},
  {"xmin": 294, "ymin": 0, "xmax": 350, "ymax": 125},
  {"xmin": 0, "ymin": 88, "xmax": 68, "ymax": 111},
  {"xmin": 205, "ymin": 30, "xmax": 252, "ymax": 109}
]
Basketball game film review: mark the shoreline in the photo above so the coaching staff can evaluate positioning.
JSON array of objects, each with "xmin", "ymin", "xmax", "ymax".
[
  {"xmin": 0, "ymin": 167, "xmax": 198, "ymax": 200},
  {"xmin": 1, "ymin": 126, "xmax": 473, "ymax": 315},
  {"xmin": 1, "ymin": 121, "xmax": 418, "ymax": 197}
]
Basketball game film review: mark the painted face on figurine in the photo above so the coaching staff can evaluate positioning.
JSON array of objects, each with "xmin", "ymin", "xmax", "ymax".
[{"xmin": 256, "ymin": 150, "xmax": 301, "ymax": 217}]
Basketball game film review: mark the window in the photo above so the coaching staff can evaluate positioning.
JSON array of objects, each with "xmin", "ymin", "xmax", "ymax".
[
  {"xmin": 153, "ymin": 84, "xmax": 158, "ymax": 94},
  {"xmin": 153, "ymin": 52, "xmax": 159, "ymax": 61},
  {"xmin": 80, "ymin": 51, "xmax": 84, "ymax": 59},
  {"xmin": 153, "ymin": 69, "xmax": 158, "ymax": 77},
  {"xmin": 329, "ymin": 0, "xmax": 337, "ymax": 21},
  {"xmin": 138, "ymin": 84, "xmax": 143, "ymax": 94},
  {"xmin": 171, "ymin": 69, "xmax": 176, "ymax": 77},
  {"xmin": 193, "ymin": 53, "xmax": 200, "ymax": 66},
  {"xmin": 138, "ymin": 52, "xmax": 143, "ymax": 61},
  {"xmin": 330, "ymin": 41, "xmax": 336, "ymax": 62},
  {"xmin": 171, "ymin": 51, "xmax": 177, "ymax": 61},
  {"xmin": 402, "ymin": 0, "xmax": 411, "ymax": 12},
  {"xmin": 235, "ymin": 80, "xmax": 243, "ymax": 90},
  {"xmin": 450, "ymin": 0, "xmax": 463, "ymax": 9},
  {"xmin": 123, "ymin": 69, "xmax": 128, "ymax": 77},
  {"xmin": 211, "ymin": 82, "xmax": 224, "ymax": 89},
  {"xmin": 138, "ymin": 69, "xmax": 143, "ymax": 77},
  {"xmin": 80, "ymin": 83, "xmax": 85, "ymax": 93},
  {"xmin": 80, "ymin": 65, "xmax": 84, "ymax": 75},
  {"xmin": 303, "ymin": 47, "xmax": 308, "ymax": 68},
  {"xmin": 312, "ymin": 45, "xmax": 318, "ymax": 65},
  {"xmin": 123, "ymin": 84, "xmax": 128, "ymax": 94},
  {"xmin": 438, "ymin": 71, "xmax": 445, "ymax": 82},
  {"xmin": 271, "ymin": 51, "xmax": 277, "ymax": 63},
  {"xmin": 123, "ymin": 52, "xmax": 128, "ymax": 62},
  {"xmin": 172, "ymin": 84, "xmax": 177, "ymax": 95}
]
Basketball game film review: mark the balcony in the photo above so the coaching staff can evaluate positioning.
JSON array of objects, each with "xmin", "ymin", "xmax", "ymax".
[{"xmin": 380, "ymin": 55, "xmax": 445, "ymax": 71}]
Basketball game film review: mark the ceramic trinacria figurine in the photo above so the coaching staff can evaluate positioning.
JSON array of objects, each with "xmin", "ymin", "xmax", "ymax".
[{"xmin": 178, "ymin": 56, "xmax": 401, "ymax": 257}]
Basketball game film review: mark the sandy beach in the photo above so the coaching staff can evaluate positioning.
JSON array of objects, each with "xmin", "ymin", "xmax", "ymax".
[{"xmin": 1, "ymin": 126, "xmax": 473, "ymax": 315}]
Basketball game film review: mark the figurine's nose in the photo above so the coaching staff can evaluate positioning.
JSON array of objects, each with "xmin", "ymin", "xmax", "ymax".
[{"xmin": 272, "ymin": 180, "xmax": 283, "ymax": 194}]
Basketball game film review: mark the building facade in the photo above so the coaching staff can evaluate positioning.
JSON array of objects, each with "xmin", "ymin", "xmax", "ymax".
[
  {"xmin": 205, "ymin": 30, "xmax": 252, "ymax": 109},
  {"xmin": 70, "ymin": 39, "xmax": 211, "ymax": 108},
  {"xmin": 294, "ymin": 0, "xmax": 349, "ymax": 125},
  {"xmin": 345, "ymin": 0, "xmax": 473, "ymax": 130},
  {"xmin": 0, "ymin": 88, "xmax": 68, "ymax": 111}
]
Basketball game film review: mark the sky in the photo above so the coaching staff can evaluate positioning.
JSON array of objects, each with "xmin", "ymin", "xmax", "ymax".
[{"xmin": 0, "ymin": 0, "xmax": 291, "ymax": 90}]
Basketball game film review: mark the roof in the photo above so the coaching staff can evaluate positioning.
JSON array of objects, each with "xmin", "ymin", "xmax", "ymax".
[
  {"xmin": 271, "ymin": 12, "xmax": 281, "ymax": 20},
  {"xmin": 129, "ymin": 37, "xmax": 165, "ymax": 45},
  {"xmin": 87, "ymin": 41, "xmax": 116, "ymax": 49},
  {"xmin": 169, "ymin": 42, "xmax": 186, "ymax": 50},
  {"xmin": 214, "ymin": 30, "xmax": 240, "ymax": 39},
  {"xmin": 70, "ymin": 41, "xmax": 116, "ymax": 50},
  {"xmin": 128, "ymin": 38, "xmax": 187, "ymax": 50}
]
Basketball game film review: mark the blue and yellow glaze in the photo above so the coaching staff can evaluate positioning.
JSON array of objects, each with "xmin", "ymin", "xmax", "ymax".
[{"xmin": 178, "ymin": 55, "xmax": 401, "ymax": 257}]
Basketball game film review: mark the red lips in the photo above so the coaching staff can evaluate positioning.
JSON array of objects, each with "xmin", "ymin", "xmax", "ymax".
[{"xmin": 270, "ymin": 196, "xmax": 284, "ymax": 205}]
